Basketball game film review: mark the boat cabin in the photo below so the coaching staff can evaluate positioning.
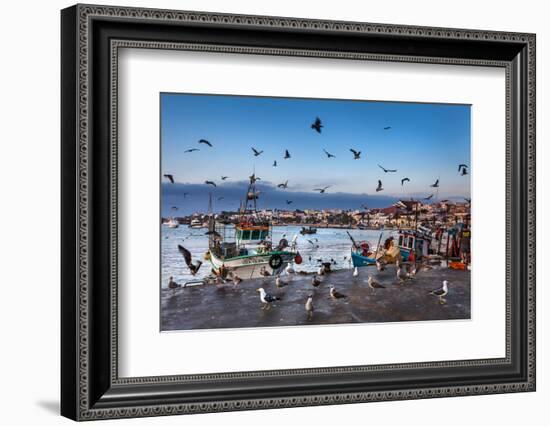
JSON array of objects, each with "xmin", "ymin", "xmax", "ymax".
[{"xmin": 398, "ymin": 230, "xmax": 431, "ymax": 262}]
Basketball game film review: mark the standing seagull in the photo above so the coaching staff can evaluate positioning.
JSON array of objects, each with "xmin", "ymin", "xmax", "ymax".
[
  {"xmin": 163, "ymin": 174, "xmax": 174, "ymax": 184},
  {"xmin": 251, "ymin": 147, "xmax": 264, "ymax": 157},
  {"xmin": 376, "ymin": 260, "xmax": 386, "ymax": 272},
  {"xmin": 401, "ymin": 177, "xmax": 410, "ymax": 186},
  {"xmin": 177, "ymin": 245, "xmax": 203, "ymax": 275},
  {"xmin": 329, "ymin": 285, "xmax": 347, "ymax": 300},
  {"xmin": 275, "ymin": 276, "xmax": 288, "ymax": 288},
  {"xmin": 198, "ymin": 139, "xmax": 212, "ymax": 147},
  {"xmin": 378, "ymin": 164, "xmax": 397, "ymax": 173},
  {"xmin": 429, "ymin": 280, "xmax": 449, "ymax": 304},
  {"xmin": 368, "ymin": 275, "xmax": 386, "ymax": 292},
  {"xmin": 323, "ymin": 149, "xmax": 336, "ymax": 158},
  {"xmin": 305, "ymin": 295, "xmax": 314, "ymax": 320},
  {"xmin": 396, "ymin": 262, "xmax": 408, "ymax": 283},
  {"xmin": 352, "ymin": 267, "xmax": 359, "ymax": 277},
  {"xmin": 311, "ymin": 117, "xmax": 323, "ymax": 133},
  {"xmin": 311, "ymin": 275, "xmax": 322, "ymax": 287},
  {"xmin": 376, "ymin": 180, "xmax": 384, "ymax": 192},
  {"xmin": 350, "ymin": 149, "xmax": 361, "ymax": 160},
  {"xmin": 232, "ymin": 274, "xmax": 243, "ymax": 287},
  {"xmin": 430, "ymin": 179, "xmax": 440, "ymax": 188},
  {"xmin": 256, "ymin": 287, "xmax": 280, "ymax": 310},
  {"xmin": 284, "ymin": 149, "xmax": 291, "ymax": 159}
]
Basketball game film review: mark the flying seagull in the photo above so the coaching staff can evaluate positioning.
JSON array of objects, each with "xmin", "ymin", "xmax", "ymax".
[
  {"xmin": 314, "ymin": 186, "xmax": 331, "ymax": 194},
  {"xmin": 221, "ymin": 176, "xmax": 229, "ymax": 180},
  {"xmin": 461, "ymin": 168, "xmax": 469, "ymax": 176},
  {"xmin": 273, "ymin": 160, "xmax": 278, "ymax": 167},
  {"xmin": 350, "ymin": 149, "xmax": 361, "ymax": 160},
  {"xmin": 384, "ymin": 126, "xmax": 392, "ymax": 130},
  {"xmin": 284, "ymin": 149, "xmax": 291, "ymax": 159},
  {"xmin": 430, "ymin": 179, "xmax": 440, "ymax": 188},
  {"xmin": 205, "ymin": 180, "xmax": 217, "ymax": 187},
  {"xmin": 278, "ymin": 180, "xmax": 289, "ymax": 189},
  {"xmin": 458, "ymin": 164, "xmax": 468, "ymax": 172},
  {"xmin": 323, "ymin": 149, "xmax": 336, "ymax": 158},
  {"xmin": 464, "ymin": 197, "xmax": 471, "ymax": 203},
  {"xmin": 256, "ymin": 287, "xmax": 280, "ymax": 310},
  {"xmin": 378, "ymin": 164, "xmax": 397, "ymax": 173},
  {"xmin": 177, "ymin": 245, "xmax": 203, "ymax": 275},
  {"xmin": 184, "ymin": 148, "xmax": 200, "ymax": 153},
  {"xmin": 198, "ymin": 139, "xmax": 212, "ymax": 147},
  {"xmin": 376, "ymin": 180, "xmax": 384, "ymax": 192},
  {"xmin": 429, "ymin": 280, "xmax": 449, "ymax": 304},
  {"xmin": 424, "ymin": 194, "xmax": 434, "ymax": 200},
  {"xmin": 329, "ymin": 285, "xmax": 347, "ymax": 300},
  {"xmin": 311, "ymin": 117, "xmax": 323, "ymax": 133},
  {"xmin": 401, "ymin": 177, "xmax": 410, "ymax": 186},
  {"xmin": 163, "ymin": 174, "xmax": 174, "ymax": 184},
  {"xmin": 286, "ymin": 200, "xmax": 293, "ymax": 205},
  {"xmin": 251, "ymin": 147, "xmax": 263, "ymax": 157},
  {"xmin": 305, "ymin": 295, "xmax": 314, "ymax": 320},
  {"xmin": 368, "ymin": 275, "xmax": 386, "ymax": 291}
]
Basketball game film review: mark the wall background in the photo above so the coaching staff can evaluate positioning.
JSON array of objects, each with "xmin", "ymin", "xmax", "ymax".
[{"xmin": 0, "ymin": 0, "xmax": 545, "ymax": 424}]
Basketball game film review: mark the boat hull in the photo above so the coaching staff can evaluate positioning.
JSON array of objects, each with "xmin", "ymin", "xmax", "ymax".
[
  {"xmin": 209, "ymin": 251, "xmax": 296, "ymax": 279},
  {"xmin": 351, "ymin": 251, "xmax": 377, "ymax": 267}
]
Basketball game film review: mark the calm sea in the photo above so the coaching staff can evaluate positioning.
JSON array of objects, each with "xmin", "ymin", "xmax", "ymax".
[{"xmin": 161, "ymin": 225, "xmax": 397, "ymax": 288}]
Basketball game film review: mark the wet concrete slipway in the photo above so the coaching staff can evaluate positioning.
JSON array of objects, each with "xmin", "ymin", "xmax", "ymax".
[{"xmin": 160, "ymin": 266, "xmax": 471, "ymax": 331}]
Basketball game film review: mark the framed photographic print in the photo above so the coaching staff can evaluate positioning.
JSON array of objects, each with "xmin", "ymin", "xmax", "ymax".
[{"xmin": 61, "ymin": 4, "xmax": 536, "ymax": 421}]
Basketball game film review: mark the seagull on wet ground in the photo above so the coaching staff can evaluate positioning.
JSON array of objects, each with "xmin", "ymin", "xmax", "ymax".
[
  {"xmin": 232, "ymin": 274, "xmax": 243, "ymax": 287},
  {"xmin": 259, "ymin": 266, "xmax": 271, "ymax": 277},
  {"xmin": 257, "ymin": 287, "xmax": 280, "ymax": 309},
  {"xmin": 168, "ymin": 276, "xmax": 180, "ymax": 289},
  {"xmin": 352, "ymin": 267, "xmax": 359, "ymax": 277},
  {"xmin": 275, "ymin": 275, "xmax": 288, "ymax": 288},
  {"xmin": 311, "ymin": 275, "xmax": 322, "ymax": 287},
  {"xmin": 329, "ymin": 285, "xmax": 347, "ymax": 300},
  {"xmin": 430, "ymin": 280, "xmax": 449, "ymax": 304},
  {"xmin": 396, "ymin": 262, "xmax": 409, "ymax": 283},
  {"xmin": 305, "ymin": 295, "xmax": 314, "ymax": 320},
  {"xmin": 368, "ymin": 275, "xmax": 386, "ymax": 291},
  {"xmin": 376, "ymin": 260, "xmax": 386, "ymax": 272},
  {"xmin": 285, "ymin": 262, "xmax": 295, "ymax": 274},
  {"xmin": 177, "ymin": 245, "xmax": 203, "ymax": 275}
]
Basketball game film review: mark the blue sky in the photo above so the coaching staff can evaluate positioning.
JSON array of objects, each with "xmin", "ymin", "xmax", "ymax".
[{"xmin": 161, "ymin": 93, "xmax": 470, "ymax": 215}]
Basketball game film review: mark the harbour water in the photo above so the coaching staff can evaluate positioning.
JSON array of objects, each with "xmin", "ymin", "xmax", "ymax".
[{"xmin": 161, "ymin": 225, "xmax": 398, "ymax": 288}]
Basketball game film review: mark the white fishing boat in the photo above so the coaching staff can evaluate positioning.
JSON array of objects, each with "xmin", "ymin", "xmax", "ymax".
[
  {"xmin": 206, "ymin": 173, "xmax": 300, "ymax": 279},
  {"xmin": 188, "ymin": 218, "xmax": 205, "ymax": 229},
  {"xmin": 166, "ymin": 217, "xmax": 179, "ymax": 228}
]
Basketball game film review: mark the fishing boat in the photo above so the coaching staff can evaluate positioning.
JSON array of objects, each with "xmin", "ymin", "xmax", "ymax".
[
  {"xmin": 166, "ymin": 217, "xmax": 179, "ymax": 228},
  {"xmin": 299, "ymin": 226, "xmax": 317, "ymax": 235},
  {"xmin": 188, "ymin": 218, "xmax": 205, "ymax": 229},
  {"xmin": 397, "ymin": 229, "xmax": 431, "ymax": 262},
  {"xmin": 206, "ymin": 173, "xmax": 300, "ymax": 279},
  {"xmin": 348, "ymin": 231, "xmax": 381, "ymax": 267}
]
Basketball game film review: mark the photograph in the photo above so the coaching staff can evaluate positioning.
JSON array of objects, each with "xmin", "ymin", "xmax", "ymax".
[{"xmin": 160, "ymin": 93, "xmax": 472, "ymax": 331}]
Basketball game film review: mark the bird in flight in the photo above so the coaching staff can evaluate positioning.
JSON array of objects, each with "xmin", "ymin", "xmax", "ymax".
[
  {"xmin": 205, "ymin": 180, "xmax": 217, "ymax": 187},
  {"xmin": 221, "ymin": 176, "xmax": 229, "ymax": 180},
  {"xmin": 383, "ymin": 126, "xmax": 392, "ymax": 130},
  {"xmin": 424, "ymin": 194, "xmax": 434, "ymax": 200},
  {"xmin": 401, "ymin": 177, "xmax": 410, "ymax": 186},
  {"xmin": 251, "ymin": 147, "xmax": 263, "ymax": 157},
  {"xmin": 277, "ymin": 180, "xmax": 289, "ymax": 189},
  {"xmin": 198, "ymin": 139, "xmax": 212, "ymax": 147},
  {"xmin": 430, "ymin": 179, "xmax": 440, "ymax": 188},
  {"xmin": 460, "ymin": 167, "xmax": 468, "ymax": 176},
  {"xmin": 286, "ymin": 200, "xmax": 293, "ymax": 205},
  {"xmin": 323, "ymin": 149, "xmax": 336, "ymax": 158},
  {"xmin": 273, "ymin": 160, "xmax": 277, "ymax": 167},
  {"xmin": 458, "ymin": 164, "xmax": 468, "ymax": 172},
  {"xmin": 349, "ymin": 149, "xmax": 361, "ymax": 160},
  {"xmin": 177, "ymin": 245, "xmax": 203, "ymax": 275},
  {"xmin": 314, "ymin": 186, "xmax": 331, "ymax": 194},
  {"xmin": 184, "ymin": 148, "xmax": 199, "ymax": 153},
  {"xmin": 163, "ymin": 174, "xmax": 174, "ymax": 184},
  {"xmin": 464, "ymin": 197, "xmax": 471, "ymax": 203},
  {"xmin": 376, "ymin": 180, "xmax": 384, "ymax": 192},
  {"xmin": 249, "ymin": 173, "xmax": 261, "ymax": 183},
  {"xmin": 284, "ymin": 149, "xmax": 291, "ymax": 159},
  {"xmin": 311, "ymin": 117, "xmax": 323, "ymax": 133},
  {"xmin": 378, "ymin": 164, "xmax": 397, "ymax": 173}
]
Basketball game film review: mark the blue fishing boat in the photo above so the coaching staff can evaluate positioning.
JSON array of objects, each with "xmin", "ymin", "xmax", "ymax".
[
  {"xmin": 347, "ymin": 231, "xmax": 381, "ymax": 267},
  {"xmin": 397, "ymin": 229, "xmax": 431, "ymax": 262}
]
